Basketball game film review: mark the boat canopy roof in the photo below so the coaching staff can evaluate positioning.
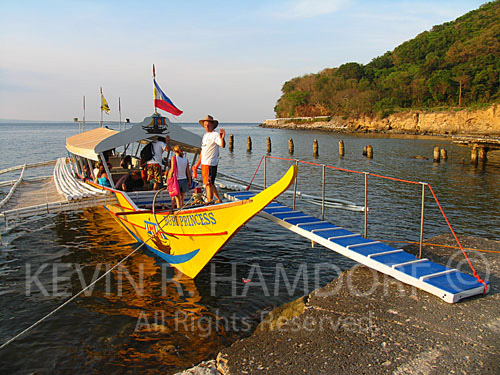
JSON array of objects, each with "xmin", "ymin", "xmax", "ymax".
[
  {"xmin": 66, "ymin": 127, "xmax": 118, "ymax": 161},
  {"xmin": 66, "ymin": 114, "xmax": 202, "ymax": 161}
]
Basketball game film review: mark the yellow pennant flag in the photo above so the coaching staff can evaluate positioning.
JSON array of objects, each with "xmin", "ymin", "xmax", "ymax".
[{"xmin": 101, "ymin": 94, "xmax": 110, "ymax": 114}]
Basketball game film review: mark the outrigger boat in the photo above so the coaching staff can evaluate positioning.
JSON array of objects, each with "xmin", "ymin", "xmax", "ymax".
[{"xmin": 65, "ymin": 113, "xmax": 297, "ymax": 278}]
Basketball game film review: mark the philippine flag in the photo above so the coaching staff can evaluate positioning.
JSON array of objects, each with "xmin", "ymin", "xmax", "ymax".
[{"xmin": 153, "ymin": 79, "xmax": 183, "ymax": 116}]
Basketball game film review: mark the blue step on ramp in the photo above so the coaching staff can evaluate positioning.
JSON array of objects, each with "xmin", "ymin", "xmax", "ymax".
[{"xmin": 224, "ymin": 191, "xmax": 489, "ymax": 303}]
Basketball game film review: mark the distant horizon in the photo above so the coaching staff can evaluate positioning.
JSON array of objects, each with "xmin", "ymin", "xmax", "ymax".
[{"xmin": 0, "ymin": 118, "xmax": 261, "ymax": 124}]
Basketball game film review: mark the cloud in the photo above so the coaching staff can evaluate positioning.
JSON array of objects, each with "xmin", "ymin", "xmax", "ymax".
[{"xmin": 274, "ymin": 0, "xmax": 350, "ymax": 19}]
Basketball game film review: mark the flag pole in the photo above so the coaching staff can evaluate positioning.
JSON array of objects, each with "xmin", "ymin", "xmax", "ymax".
[
  {"xmin": 83, "ymin": 96, "xmax": 86, "ymax": 132},
  {"xmin": 153, "ymin": 64, "xmax": 157, "ymax": 115},
  {"xmin": 100, "ymin": 87, "xmax": 103, "ymax": 127},
  {"xmin": 119, "ymin": 97, "xmax": 122, "ymax": 131}
]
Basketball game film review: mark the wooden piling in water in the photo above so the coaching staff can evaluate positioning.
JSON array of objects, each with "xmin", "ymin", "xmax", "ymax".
[
  {"xmin": 228, "ymin": 134, "xmax": 234, "ymax": 152},
  {"xmin": 433, "ymin": 146, "xmax": 440, "ymax": 162},
  {"xmin": 366, "ymin": 145, "xmax": 373, "ymax": 159},
  {"xmin": 478, "ymin": 147, "xmax": 487, "ymax": 162},
  {"xmin": 471, "ymin": 145, "xmax": 478, "ymax": 164},
  {"xmin": 288, "ymin": 138, "xmax": 294, "ymax": 154},
  {"xmin": 266, "ymin": 137, "xmax": 272, "ymax": 153},
  {"xmin": 339, "ymin": 140, "xmax": 344, "ymax": 158},
  {"xmin": 247, "ymin": 136, "xmax": 252, "ymax": 152},
  {"xmin": 313, "ymin": 139, "xmax": 319, "ymax": 157},
  {"xmin": 440, "ymin": 148, "xmax": 447, "ymax": 161},
  {"xmin": 363, "ymin": 146, "xmax": 367, "ymax": 156}
]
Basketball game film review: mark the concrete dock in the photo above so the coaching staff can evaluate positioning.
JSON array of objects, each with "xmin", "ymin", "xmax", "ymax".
[{"xmin": 177, "ymin": 234, "xmax": 500, "ymax": 374}]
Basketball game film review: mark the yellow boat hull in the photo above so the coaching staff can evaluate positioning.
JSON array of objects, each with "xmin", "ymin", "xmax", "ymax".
[{"xmin": 104, "ymin": 165, "xmax": 297, "ymax": 278}]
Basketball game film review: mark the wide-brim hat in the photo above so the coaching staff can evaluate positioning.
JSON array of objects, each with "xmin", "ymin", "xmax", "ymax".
[{"xmin": 199, "ymin": 115, "xmax": 218, "ymax": 129}]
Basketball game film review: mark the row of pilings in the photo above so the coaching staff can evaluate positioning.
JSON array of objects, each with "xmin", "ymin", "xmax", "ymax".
[
  {"xmin": 229, "ymin": 135, "xmax": 375, "ymax": 158},
  {"xmin": 228, "ymin": 134, "xmax": 492, "ymax": 164}
]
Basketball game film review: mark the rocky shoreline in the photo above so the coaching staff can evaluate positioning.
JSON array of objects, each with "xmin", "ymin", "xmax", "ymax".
[
  {"xmin": 175, "ymin": 234, "xmax": 500, "ymax": 374},
  {"xmin": 260, "ymin": 104, "xmax": 500, "ymax": 137}
]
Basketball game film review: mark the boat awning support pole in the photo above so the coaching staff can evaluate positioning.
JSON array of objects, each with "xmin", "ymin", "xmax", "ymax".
[
  {"xmin": 99, "ymin": 152, "xmax": 116, "ymax": 189},
  {"xmin": 419, "ymin": 182, "xmax": 427, "ymax": 259},
  {"xmin": 191, "ymin": 151, "xmax": 199, "ymax": 168},
  {"xmin": 86, "ymin": 159, "xmax": 95, "ymax": 180},
  {"xmin": 134, "ymin": 142, "xmax": 141, "ymax": 158},
  {"xmin": 75, "ymin": 156, "xmax": 84, "ymax": 177}
]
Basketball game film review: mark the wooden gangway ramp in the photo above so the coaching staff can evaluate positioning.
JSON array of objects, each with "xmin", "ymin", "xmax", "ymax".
[
  {"xmin": 0, "ymin": 158, "xmax": 117, "ymax": 229},
  {"xmin": 225, "ymin": 191, "xmax": 489, "ymax": 303}
]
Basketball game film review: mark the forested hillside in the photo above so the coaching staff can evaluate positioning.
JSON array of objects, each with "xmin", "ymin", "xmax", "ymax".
[{"xmin": 275, "ymin": 1, "xmax": 500, "ymax": 119}]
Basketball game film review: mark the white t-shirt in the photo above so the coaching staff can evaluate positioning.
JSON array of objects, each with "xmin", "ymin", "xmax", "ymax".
[
  {"xmin": 147, "ymin": 141, "xmax": 166, "ymax": 165},
  {"xmin": 173, "ymin": 155, "xmax": 188, "ymax": 179},
  {"xmin": 201, "ymin": 131, "xmax": 222, "ymax": 166}
]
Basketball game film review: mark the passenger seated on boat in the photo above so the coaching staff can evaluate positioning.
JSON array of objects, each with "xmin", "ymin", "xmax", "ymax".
[
  {"xmin": 92, "ymin": 162, "xmax": 100, "ymax": 180},
  {"xmin": 120, "ymin": 155, "xmax": 132, "ymax": 169},
  {"xmin": 94, "ymin": 163, "xmax": 112, "ymax": 188},
  {"xmin": 116, "ymin": 170, "xmax": 144, "ymax": 192},
  {"xmin": 82, "ymin": 163, "xmax": 91, "ymax": 179}
]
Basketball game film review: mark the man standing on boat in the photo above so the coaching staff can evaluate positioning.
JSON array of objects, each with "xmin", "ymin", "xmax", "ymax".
[{"xmin": 196, "ymin": 115, "xmax": 225, "ymax": 203}]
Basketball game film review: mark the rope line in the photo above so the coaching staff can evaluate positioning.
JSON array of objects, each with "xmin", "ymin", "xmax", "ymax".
[
  {"xmin": 0, "ymin": 232, "xmax": 158, "ymax": 350},
  {"xmin": 259, "ymin": 156, "xmax": 423, "ymax": 183},
  {"xmin": 246, "ymin": 155, "xmax": 265, "ymax": 191},
  {"xmin": 426, "ymin": 184, "xmax": 488, "ymax": 293}
]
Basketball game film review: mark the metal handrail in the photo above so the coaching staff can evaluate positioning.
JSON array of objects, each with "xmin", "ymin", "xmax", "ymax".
[{"xmin": 254, "ymin": 155, "xmax": 429, "ymax": 254}]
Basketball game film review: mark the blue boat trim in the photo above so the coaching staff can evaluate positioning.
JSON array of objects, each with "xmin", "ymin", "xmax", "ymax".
[
  {"xmin": 147, "ymin": 246, "xmax": 200, "ymax": 264},
  {"xmin": 103, "ymin": 206, "xmax": 199, "ymax": 265}
]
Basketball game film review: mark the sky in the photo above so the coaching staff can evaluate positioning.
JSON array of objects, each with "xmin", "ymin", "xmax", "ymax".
[{"xmin": 0, "ymin": 0, "xmax": 488, "ymax": 123}]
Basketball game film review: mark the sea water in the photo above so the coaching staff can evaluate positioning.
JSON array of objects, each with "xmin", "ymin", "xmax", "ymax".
[{"xmin": 0, "ymin": 121, "xmax": 499, "ymax": 374}]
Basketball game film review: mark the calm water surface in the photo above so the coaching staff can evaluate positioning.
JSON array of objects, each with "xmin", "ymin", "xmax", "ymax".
[{"xmin": 0, "ymin": 120, "xmax": 499, "ymax": 374}]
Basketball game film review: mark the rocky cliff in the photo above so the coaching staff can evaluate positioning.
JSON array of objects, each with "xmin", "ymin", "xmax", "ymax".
[{"xmin": 263, "ymin": 104, "xmax": 500, "ymax": 136}]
